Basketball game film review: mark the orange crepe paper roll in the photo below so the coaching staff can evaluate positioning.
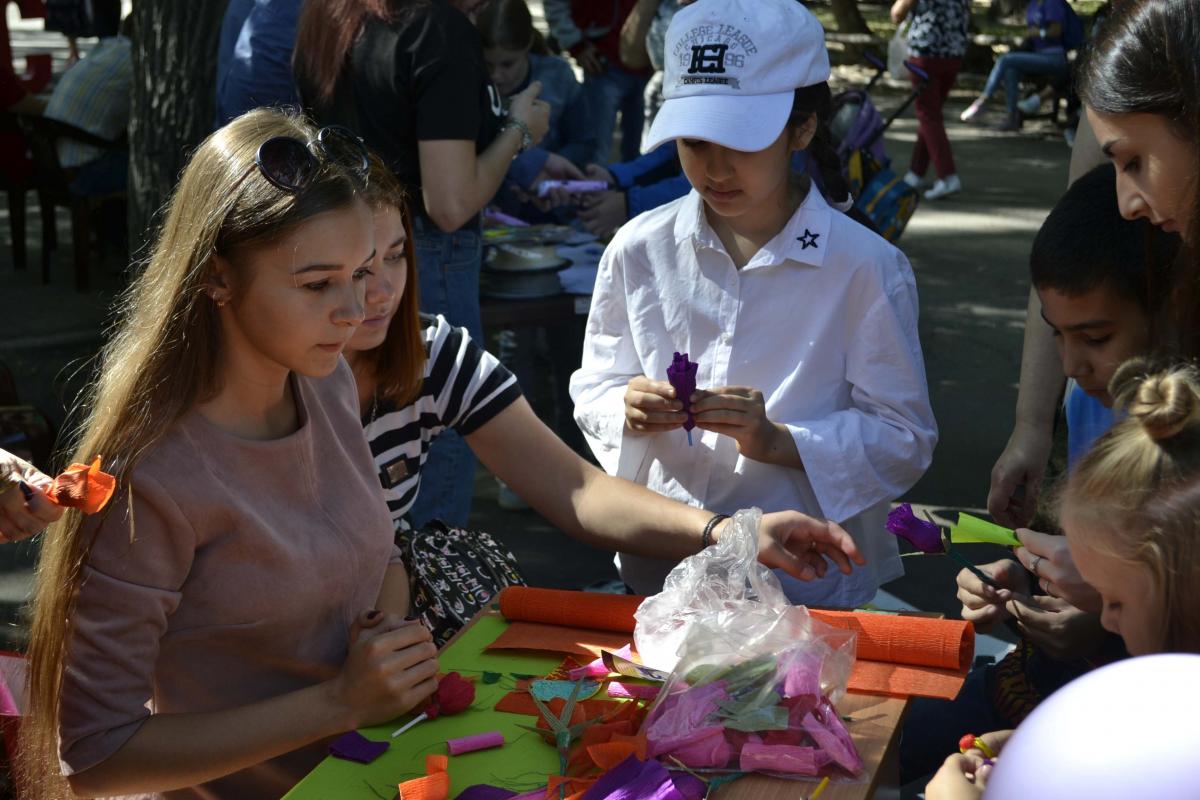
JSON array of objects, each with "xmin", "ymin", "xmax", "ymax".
[
  {"xmin": 498, "ymin": 587, "xmax": 644, "ymax": 634},
  {"xmin": 47, "ymin": 456, "xmax": 116, "ymax": 515},
  {"xmin": 398, "ymin": 755, "xmax": 449, "ymax": 800}
]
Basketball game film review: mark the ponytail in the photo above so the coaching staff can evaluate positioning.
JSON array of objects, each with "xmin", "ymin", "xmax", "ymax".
[{"xmin": 789, "ymin": 83, "xmax": 851, "ymax": 208}]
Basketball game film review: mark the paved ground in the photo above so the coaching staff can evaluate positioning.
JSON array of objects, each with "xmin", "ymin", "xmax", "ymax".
[{"xmin": 0, "ymin": 10, "xmax": 1075, "ymax": 651}]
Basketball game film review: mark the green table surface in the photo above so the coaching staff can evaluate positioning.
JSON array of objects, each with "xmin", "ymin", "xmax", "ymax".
[{"xmin": 285, "ymin": 612, "xmax": 580, "ymax": 800}]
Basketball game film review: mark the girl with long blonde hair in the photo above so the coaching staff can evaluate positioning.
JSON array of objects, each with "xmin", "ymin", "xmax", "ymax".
[{"xmin": 21, "ymin": 109, "xmax": 438, "ymax": 799}]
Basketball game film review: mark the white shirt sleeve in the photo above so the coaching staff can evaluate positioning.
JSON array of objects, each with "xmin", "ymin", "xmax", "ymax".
[
  {"xmin": 570, "ymin": 245, "xmax": 645, "ymax": 476},
  {"xmin": 786, "ymin": 253, "xmax": 937, "ymax": 523}
]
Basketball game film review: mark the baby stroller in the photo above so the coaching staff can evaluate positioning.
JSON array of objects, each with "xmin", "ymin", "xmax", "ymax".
[{"xmin": 828, "ymin": 53, "xmax": 930, "ymax": 243}]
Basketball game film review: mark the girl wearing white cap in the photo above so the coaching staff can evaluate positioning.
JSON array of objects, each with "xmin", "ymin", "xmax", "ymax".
[{"xmin": 570, "ymin": 0, "xmax": 937, "ymax": 607}]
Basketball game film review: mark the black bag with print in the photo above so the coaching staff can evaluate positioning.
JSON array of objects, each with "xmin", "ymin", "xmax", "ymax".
[{"xmin": 399, "ymin": 520, "xmax": 525, "ymax": 647}]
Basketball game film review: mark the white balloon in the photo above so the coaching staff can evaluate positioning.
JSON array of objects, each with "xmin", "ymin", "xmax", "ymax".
[{"xmin": 985, "ymin": 654, "xmax": 1200, "ymax": 800}]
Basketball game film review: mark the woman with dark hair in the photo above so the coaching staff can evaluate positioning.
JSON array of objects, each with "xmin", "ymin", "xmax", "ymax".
[
  {"xmin": 1076, "ymin": 0, "xmax": 1200, "ymax": 352},
  {"xmin": 294, "ymin": 0, "xmax": 570, "ymax": 529}
]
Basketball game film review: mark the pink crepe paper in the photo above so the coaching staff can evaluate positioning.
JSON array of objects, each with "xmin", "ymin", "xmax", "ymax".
[
  {"xmin": 738, "ymin": 743, "xmax": 827, "ymax": 775},
  {"xmin": 800, "ymin": 699, "xmax": 862, "ymax": 774},
  {"xmin": 659, "ymin": 725, "xmax": 733, "ymax": 769},
  {"xmin": 569, "ymin": 645, "xmax": 633, "ymax": 681},
  {"xmin": 447, "ymin": 731, "xmax": 505, "ymax": 755},
  {"xmin": 645, "ymin": 681, "xmax": 729, "ymax": 755},
  {"xmin": 607, "ymin": 682, "xmax": 660, "ymax": 701},
  {"xmin": 780, "ymin": 649, "xmax": 823, "ymax": 700}
]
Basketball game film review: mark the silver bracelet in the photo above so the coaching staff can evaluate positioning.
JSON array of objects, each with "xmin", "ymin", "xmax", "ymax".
[{"xmin": 501, "ymin": 117, "xmax": 532, "ymax": 155}]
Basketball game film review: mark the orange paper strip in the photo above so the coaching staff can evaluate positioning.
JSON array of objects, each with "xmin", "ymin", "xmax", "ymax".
[
  {"xmin": 398, "ymin": 755, "xmax": 449, "ymax": 800},
  {"xmin": 485, "ymin": 621, "xmax": 629, "ymax": 659},
  {"xmin": 47, "ymin": 456, "xmax": 116, "ymax": 515}
]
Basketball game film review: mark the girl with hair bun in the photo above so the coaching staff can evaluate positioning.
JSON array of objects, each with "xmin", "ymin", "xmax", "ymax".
[{"xmin": 1061, "ymin": 358, "xmax": 1200, "ymax": 656}]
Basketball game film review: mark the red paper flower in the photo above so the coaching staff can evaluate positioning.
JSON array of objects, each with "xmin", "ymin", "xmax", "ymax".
[{"xmin": 424, "ymin": 672, "xmax": 475, "ymax": 720}]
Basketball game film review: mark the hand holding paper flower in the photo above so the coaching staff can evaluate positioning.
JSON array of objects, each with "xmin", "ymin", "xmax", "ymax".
[
  {"xmin": 885, "ymin": 504, "xmax": 945, "ymax": 554},
  {"xmin": 665, "ymin": 352, "xmax": 698, "ymax": 445}
]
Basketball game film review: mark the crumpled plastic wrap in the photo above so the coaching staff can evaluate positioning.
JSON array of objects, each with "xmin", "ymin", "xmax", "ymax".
[{"xmin": 633, "ymin": 509, "xmax": 862, "ymax": 778}]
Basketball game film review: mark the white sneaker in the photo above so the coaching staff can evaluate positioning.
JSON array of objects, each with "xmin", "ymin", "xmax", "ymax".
[
  {"xmin": 902, "ymin": 171, "xmax": 923, "ymax": 189},
  {"xmin": 960, "ymin": 98, "xmax": 986, "ymax": 123},
  {"xmin": 1018, "ymin": 94, "xmax": 1043, "ymax": 115},
  {"xmin": 925, "ymin": 174, "xmax": 962, "ymax": 200}
]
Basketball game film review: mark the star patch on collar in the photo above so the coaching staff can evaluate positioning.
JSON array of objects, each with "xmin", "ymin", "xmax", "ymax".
[{"xmin": 797, "ymin": 229, "xmax": 820, "ymax": 250}]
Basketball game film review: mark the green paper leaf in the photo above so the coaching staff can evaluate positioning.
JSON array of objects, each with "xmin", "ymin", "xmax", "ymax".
[
  {"xmin": 721, "ymin": 705, "xmax": 790, "ymax": 732},
  {"xmin": 482, "ymin": 671, "xmax": 502, "ymax": 684},
  {"xmin": 951, "ymin": 513, "xmax": 1021, "ymax": 547}
]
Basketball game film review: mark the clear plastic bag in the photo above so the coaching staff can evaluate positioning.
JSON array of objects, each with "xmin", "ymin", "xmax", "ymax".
[
  {"xmin": 633, "ymin": 509, "xmax": 861, "ymax": 778},
  {"xmin": 888, "ymin": 22, "xmax": 909, "ymax": 82}
]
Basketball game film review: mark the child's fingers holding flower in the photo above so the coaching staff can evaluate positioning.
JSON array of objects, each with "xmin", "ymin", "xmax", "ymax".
[
  {"xmin": 692, "ymin": 386, "xmax": 796, "ymax": 464},
  {"xmin": 624, "ymin": 376, "xmax": 686, "ymax": 433},
  {"xmin": 924, "ymin": 753, "xmax": 985, "ymax": 800}
]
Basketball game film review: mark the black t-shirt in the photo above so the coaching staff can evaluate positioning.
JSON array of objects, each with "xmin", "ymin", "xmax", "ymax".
[{"xmin": 307, "ymin": 0, "xmax": 505, "ymax": 220}]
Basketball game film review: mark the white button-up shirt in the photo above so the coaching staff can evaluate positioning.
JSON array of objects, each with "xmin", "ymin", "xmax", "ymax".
[{"xmin": 570, "ymin": 188, "xmax": 937, "ymax": 606}]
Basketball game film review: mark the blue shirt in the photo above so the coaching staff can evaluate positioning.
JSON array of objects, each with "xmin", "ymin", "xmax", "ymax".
[
  {"xmin": 1027, "ymin": 0, "xmax": 1069, "ymax": 53},
  {"xmin": 1066, "ymin": 382, "xmax": 1115, "ymax": 468},
  {"xmin": 215, "ymin": 0, "xmax": 303, "ymax": 127}
]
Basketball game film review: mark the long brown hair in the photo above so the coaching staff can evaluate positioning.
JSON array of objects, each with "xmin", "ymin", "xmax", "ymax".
[
  {"xmin": 1077, "ymin": 0, "xmax": 1200, "ymax": 356},
  {"xmin": 360, "ymin": 153, "xmax": 426, "ymax": 406},
  {"xmin": 294, "ymin": 0, "xmax": 406, "ymax": 112},
  {"xmin": 1061, "ymin": 357, "xmax": 1200, "ymax": 654},
  {"xmin": 20, "ymin": 109, "xmax": 366, "ymax": 797}
]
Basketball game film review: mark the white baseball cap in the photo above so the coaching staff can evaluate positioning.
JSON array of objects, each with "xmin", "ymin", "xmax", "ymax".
[{"xmin": 645, "ymin": 0, "xmax": 831, "ymax": 153}]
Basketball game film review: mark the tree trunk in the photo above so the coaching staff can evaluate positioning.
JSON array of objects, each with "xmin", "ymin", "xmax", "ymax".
[
  {"xmin": 829, "ymin": 0, "xmax": 871, "ymax": 34},
  {"xmin": 128, "ymin": 0, "xmax": 231, "ymax": 253},
  {"xmin": 986, "ymin": 0, "xmax": 1027, "ymax": 23}
]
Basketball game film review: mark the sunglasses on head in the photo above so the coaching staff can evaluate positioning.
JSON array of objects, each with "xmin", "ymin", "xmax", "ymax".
[{"xmin": 254, "ymin": 125, "xmax": 370, "ymax": 192}]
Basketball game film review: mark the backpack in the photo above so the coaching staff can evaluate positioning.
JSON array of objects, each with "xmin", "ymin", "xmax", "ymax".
[
  {"xmin": 398, "ymin": 520, "xmax": 526, "ymax": 647},
  {"xmin": 848, "ymin": 150, "xmax": 920, "ymax": 244}
]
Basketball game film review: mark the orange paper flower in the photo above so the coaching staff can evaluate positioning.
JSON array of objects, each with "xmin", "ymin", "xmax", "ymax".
[{"xmin": 47, "ymin": 456, "xmax": 115, "ymax": 515}]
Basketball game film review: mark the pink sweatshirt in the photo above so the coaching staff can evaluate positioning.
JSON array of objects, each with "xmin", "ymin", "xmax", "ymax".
[{"xmin": 58, "ymin": 360, "xmax": 399, "ymax": 798}]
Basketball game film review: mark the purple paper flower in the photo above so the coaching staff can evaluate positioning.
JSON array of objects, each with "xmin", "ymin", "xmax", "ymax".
[
  {"xmin": 885, "ymin": 503, "xmax": 944, "ymax": 554},
  {"xmin": 666, "ymin": 352, "xmax": 698, "ymax": 444}
]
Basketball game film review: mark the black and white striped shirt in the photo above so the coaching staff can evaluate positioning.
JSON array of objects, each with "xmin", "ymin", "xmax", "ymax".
[{"xmin": 363, "ymin": 315, "xmax": 521, "ymax": 527}]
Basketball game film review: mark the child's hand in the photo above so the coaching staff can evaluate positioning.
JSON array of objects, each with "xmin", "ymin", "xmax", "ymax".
[
  {"xmin": 757, "ymin": 511, "xmax": 866, "ymax": 581},
  {"xmin": 508, "ymin": 81, "xmax": 550, "ymax": 146},
  {"xmin": 623, "ymin": 376, "xmax": 686, "ymax": 434},
  {"xmin": 585, "ymin": 163, "xmax": 615, "ymax": 185},
  {"xmin": 956, "ymin": 558, "xmax": 1030, "ymax": 631},
  {"xmin": 0, "ymin": 451, "xmax": 62, "ymax": 542},
  {"xmin": 1005, "ymin": 594, "xmax": 1107, "ymax": 662},
  {"xmin": 925, "ymin": 753, "xmax": 988, "ymax": 800},
  {"xmin": 1013, "ymin": 529, "xmax": 1102, "ymax": 613},
  {"xmin": 579, "ymin": 190, "xmax": 628, "ymax": 237},
  {"xmin": 987, "ymin": 422, "xmax": 1052, "ymax": 528},
  {"xmin": 327, "ymin": 613, "xmax": 439, "ymax": 730},
  {"xmin": 691, "ymin": 386, "xmax": 797, "ymax": 466}
]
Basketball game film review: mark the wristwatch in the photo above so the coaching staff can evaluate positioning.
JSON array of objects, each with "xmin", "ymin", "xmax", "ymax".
[{"xmin": 501, "ymin": 116, "xmax": 532, "ymax": 155}]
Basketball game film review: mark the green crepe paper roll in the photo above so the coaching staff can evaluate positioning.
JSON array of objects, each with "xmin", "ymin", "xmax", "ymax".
[{"xmin": 950, "ymin": 513, "xmax": 1021, "ymax": 548}]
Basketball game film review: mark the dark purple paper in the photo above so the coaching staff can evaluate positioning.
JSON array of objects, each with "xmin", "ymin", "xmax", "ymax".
[
  {"xmin": 581, "ymin": 755, "xmax": 706, "ymax": 800},
  {"xmin": 456, "ymin": 786, "xmax": 519, "ymax": 800},
  {"xmin": 885, "ymin": 503, "xmax": 944, "ymax": 554},
  {"xmin": 329, "ymin": 730, "xmax": 389, "ymax": 764},
  {"xmin": 666, "ymin": 352, "xmax": 699, "ymax": 444}
]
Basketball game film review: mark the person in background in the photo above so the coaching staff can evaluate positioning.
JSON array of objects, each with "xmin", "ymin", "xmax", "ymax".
[
  {"xmin": 44, "ymin": 0, "xmax": 120, "ymax": 66},
  {"xmin": 43, "ymin": 14, "xmax": 131, "ymax": 197},
  {"xmin": 215, "ymin": 0, "xmax": 304, "ymax": 127},
  {"xmin": 960, "ymin": 0, "xmax": 1074, "ymax": 131},
  {"xmin": 892, "ymin": 0, "xmax": 970, "ymax": 200},
  {"xmin": 294, "ymin": 0, "xmax": 561, "ymax": 528},
  {"xmin": 544, "ymin": 0, "xmax": 650, "ymax": 163}
]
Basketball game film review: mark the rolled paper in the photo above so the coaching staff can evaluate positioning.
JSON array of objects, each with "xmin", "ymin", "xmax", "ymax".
[
  {"xmin": 497, "ymin": 587, "xmax": 644, "ymax": 634},
  {"xmin": 447, "ymin": 731, "xmax": 505, "ymax": 755},
  {"xmin": 951, "ymin": 513, "xmax": 1021, "ymax": 548},
  {"xmin": 535, "ymin": 179, "xmax": 608, "ymax": 198}
]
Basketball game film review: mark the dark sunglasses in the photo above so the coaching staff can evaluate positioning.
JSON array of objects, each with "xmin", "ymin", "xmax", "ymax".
[{"xmin": 254, "ymin": 125, "xmax": 370, "ymax": 192}]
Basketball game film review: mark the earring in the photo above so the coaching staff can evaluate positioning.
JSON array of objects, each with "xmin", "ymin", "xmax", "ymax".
[{"xmin": 208, "ymin": 290, "xmax": 228, "ymax": 308}]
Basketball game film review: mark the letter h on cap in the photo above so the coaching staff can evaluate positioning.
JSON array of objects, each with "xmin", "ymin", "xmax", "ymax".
[{"xmin": 688, "ymin": 43, "xmax": 729, "ymax": 74}]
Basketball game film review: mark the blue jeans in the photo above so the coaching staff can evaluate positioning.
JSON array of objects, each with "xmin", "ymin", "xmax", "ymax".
[
  {"xmin": 407, "ymin": 214, "xmax": 484, "ymax": 529},
  {"xmin": 981, "ymin": 49, "xmax": 1068, "ymax": 117},
  {"xmin": 69, "ymin": 149, "xmax": 128, "ymax": 197},
  {"xmin": 584, "ymin": 63, "xmax": 649, "ymax": 163}
]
